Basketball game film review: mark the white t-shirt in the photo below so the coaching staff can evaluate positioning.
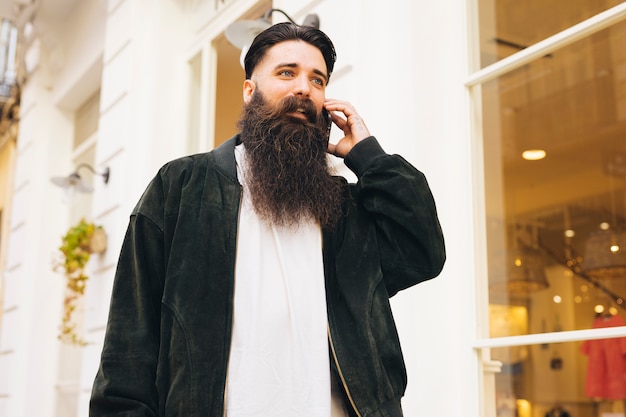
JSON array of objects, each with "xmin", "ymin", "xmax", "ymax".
[{"xmin": 227, "ymin": 145, "xmax": 349, "ymax": 417}]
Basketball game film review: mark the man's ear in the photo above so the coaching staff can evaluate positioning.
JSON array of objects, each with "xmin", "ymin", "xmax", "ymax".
[{"xmin": 243, "ymin": 79, "xmax": 255, "ymax": 104}]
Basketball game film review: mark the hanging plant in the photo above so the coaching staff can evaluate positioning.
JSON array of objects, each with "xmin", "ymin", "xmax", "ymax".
[{"xmin": 54, "ymin": 219, "xmax": 107, "ymax": 345}]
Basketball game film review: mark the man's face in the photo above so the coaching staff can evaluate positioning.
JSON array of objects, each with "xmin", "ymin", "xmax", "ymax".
[
  {"xmin": 237, "ymin": 39, "xmax": 341, "ymax": 228},
  {"xmin": 243, "ymin": 40, "xmax": 328, "ymax": 120}
]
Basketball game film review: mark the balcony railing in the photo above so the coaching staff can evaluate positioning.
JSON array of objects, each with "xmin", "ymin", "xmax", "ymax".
[
  {"xmin": 0, "ymin": 18, "xmax": 18, "ymax": 140},
  {"xmin": 0, "ymin": 18, "xmax": 18, "ymax": 107}
]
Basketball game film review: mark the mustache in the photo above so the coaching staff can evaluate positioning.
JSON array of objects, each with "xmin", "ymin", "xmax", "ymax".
[{"xmin": 276, "ymin": 95, "xmax": 319, "ymax": 123}]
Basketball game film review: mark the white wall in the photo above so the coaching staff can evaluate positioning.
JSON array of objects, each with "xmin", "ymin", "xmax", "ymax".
[
  {"xmin": 276, "ymin": 0, "xmax": 479, "ymax": 415},
  {"xmin": 0, "ymin": 0, "xmax": 111, "ymax": 414},
  {"xmin": 0, "ymin": 62, "xmax": 75, "ymax": 417},
  {"xmin": 396, "ymin": 0, "xmax": 480, "ymax": 413}
]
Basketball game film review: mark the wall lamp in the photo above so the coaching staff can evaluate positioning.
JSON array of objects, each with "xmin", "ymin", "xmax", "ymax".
[
  {"xmin": 50, "ymin": 163, "xmax": 110, "ymax": 194},
  {"xmin": 225, "ymin": 8, "xmax": 320, "ymax": 67}
]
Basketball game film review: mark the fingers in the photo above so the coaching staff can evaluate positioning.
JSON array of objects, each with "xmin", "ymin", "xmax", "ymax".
[
  {"xmin": 323, "ymin": 99, "xmax": 372, "ymax": 158},
  {"xmin": 324, "ymin": 99, "xmax": 370, "ymax": 141},
  {"xmin": 324, "ymin": 99, "xmax": 352, "ymax": 129},
  {"xmin": 328, "ymin": 110, "xmax": 348, "ymax": 132},
  {"xmin": 324, "ymin": 99, "xmax": 357, "ymax": 116}
]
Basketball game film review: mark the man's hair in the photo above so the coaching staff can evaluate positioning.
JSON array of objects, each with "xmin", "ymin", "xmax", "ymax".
[{"xmin": 244, "ymin": 22, "xmax": 337, "ymax": 81}]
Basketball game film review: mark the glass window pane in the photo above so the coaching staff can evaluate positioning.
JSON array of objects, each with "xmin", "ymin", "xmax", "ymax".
[
  {"xmin": 477, "ymin": 0, "xmax": 625, "ymax": 67},
  {"xmin": 483, "ymin": 21, "xmax": 626, "ymax": 337},
  {"xmin": 491, "ymin": 340, "xmax": 626, "ymax": 417}
]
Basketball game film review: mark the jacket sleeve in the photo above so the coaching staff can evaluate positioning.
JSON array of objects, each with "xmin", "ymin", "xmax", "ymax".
[
  {"xmin": 344, "ymin": 136, "xmax": 446, "ymax": 296},
  {"xmin": 89, "ymin": 177, "xmax": 166, "ymax": 416}
]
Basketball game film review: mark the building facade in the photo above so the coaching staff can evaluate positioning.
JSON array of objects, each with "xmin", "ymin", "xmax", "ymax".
[{"xmin": 0, "ymin": 0, "xmax": 625, "ymax": 416}]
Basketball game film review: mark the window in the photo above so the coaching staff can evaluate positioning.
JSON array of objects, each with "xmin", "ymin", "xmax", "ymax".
[
  {"xmin": 184, "ymin": 28, "xmax": 245, "ymax": 152},
  {"xmin": 185, "ymin": 1, "xmax": 268, "ymax": 153},
  {"xmin": 477, "ymin": 0, "xmax": 625, "ymax": 67},
  {"xmin": 472, "ymin": 2, "xmax": 626, "ymax": 417}
]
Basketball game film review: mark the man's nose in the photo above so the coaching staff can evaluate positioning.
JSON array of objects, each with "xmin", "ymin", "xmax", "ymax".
[{"xmin": 293, "ymin": 75, "xmax": 310, "ymax": 96}]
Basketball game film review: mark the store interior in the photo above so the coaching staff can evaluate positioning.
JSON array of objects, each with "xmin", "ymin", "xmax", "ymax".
[{"xmin": 479, "ymin": 0, "xmax": 626, "ymax": 416}]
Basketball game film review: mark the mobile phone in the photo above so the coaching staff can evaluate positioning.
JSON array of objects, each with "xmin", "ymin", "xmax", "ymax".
[{"xmin": 322, "ymin": 108, "xmax": 332, "ymax": 144}]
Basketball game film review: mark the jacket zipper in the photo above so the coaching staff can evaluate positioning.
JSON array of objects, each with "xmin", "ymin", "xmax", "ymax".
[
  {"xmin": 222, "ymin": 376, "xmax": 229, "ymax": 417},
  {"xmin": 328, "ymin": 326, "xmax": 362, "ymax": 417}
]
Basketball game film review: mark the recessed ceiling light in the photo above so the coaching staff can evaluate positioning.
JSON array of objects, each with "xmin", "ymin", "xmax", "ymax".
[{"xmin": 522, "ymin": 149, "xmax": 546, "ymax": 160}]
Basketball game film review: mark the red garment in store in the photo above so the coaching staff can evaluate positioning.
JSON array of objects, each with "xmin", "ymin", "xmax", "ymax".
[{"xmin": 580, "ymin": 314, "xmax": 626, "ymax": 399}]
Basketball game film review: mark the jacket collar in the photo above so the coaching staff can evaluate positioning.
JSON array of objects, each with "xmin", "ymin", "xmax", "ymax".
[{"xmin": 213, "ymin": 134, "xmax": 240, "ymax": 181}]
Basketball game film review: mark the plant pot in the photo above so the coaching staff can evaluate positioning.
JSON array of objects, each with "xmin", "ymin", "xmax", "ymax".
[{"xmin": 88, "ymin": 228, "xmax": 107, "ymax": 254}]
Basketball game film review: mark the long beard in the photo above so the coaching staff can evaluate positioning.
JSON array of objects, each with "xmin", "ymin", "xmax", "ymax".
[{"xmin": 237, "ymin": 91, "xmax": 343, "ymax": 229}]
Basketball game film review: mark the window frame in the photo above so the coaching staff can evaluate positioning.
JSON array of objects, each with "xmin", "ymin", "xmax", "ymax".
[{"xmin": 467, "ymin": 2, "xmax": 626, "ymax": 415}]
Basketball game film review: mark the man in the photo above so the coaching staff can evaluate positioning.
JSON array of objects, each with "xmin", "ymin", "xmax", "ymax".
[{"xmin": 90, "ymin": 22, "xmax": 445, "ymax": 417}]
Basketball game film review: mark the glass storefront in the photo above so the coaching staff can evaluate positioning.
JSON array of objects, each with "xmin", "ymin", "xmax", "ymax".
[
  {"xmin": 477, "ymin": 0, "xmax": 626, "ymax": 67},
  {"xmin": 494, "ymin": 341, "xmax": 626, "ymax": 417},
  {"xmin": 482, "ymin": 17, "xmax": 626, "ymax": 331},
  {"xmin": 477, "ymin": 1, "xmax": 626, "ymax": 416}
]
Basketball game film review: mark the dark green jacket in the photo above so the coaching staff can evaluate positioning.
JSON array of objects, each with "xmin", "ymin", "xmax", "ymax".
[{"xmin": 90, "ymin": 135, "xmax": 445, "ymax": 417}]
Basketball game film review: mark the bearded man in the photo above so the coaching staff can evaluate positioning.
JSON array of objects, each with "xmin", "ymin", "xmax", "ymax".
[{"xmin": 90, "ymin": 22, "xmax": 446, "ymax": 417}]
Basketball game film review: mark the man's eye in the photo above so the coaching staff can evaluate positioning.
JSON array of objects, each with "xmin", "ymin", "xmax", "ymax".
[
  {"xmin": 312, "ymin": 78, "xmax": 324, "ymax": 86},
  {"xmin": 279, "ymin": 70, "xmax": 294, "ymax": 77}
]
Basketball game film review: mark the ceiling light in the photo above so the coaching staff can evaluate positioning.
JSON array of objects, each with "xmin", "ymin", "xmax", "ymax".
[
  {"xmin": 582, "ymin": 228, "xmax": 626, "ymax": 279},
  {"xmin": 522, "ymin": 149, "xmax": 546, "ymax": 160}
]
